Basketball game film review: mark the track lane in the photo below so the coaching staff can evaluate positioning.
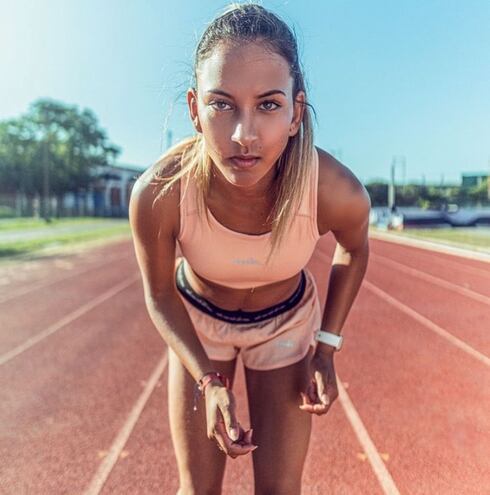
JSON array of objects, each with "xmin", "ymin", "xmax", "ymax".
[
  {"xmin": 370, "ymin": 252, "xmax": 490, "ymax": 301},
  {"xmin": 1, "ymin": 236, "xmax": 489, "ymax": 494},
  {"xmin": 335, "ymin": 285, "xmax": 489, "ymax": 495},
  {"xmin": 365, "ymin": 256, "xmax": 490, "ymax": 355},
  {"xmin": 0, "ymin": 255, "xmax": 139, "ymax": 355},
  {"xmin": 0, "ymin": 282, "xmax": 163, "ymax": 494},
  {"xmin": 369, "ymin": 237, "xmax": 490, "ymax": 279},
  {"xmin": 0, "ymin": 239, "xmax": 131, "ymax": 296}
]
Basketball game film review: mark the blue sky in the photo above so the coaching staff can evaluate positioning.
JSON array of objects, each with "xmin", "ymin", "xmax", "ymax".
[{"xmin": 1, "ymin": 0, "xmax": 489, "ymax": 184}]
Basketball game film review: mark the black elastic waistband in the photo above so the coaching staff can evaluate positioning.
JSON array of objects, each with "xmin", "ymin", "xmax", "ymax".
[{"xmin": 175, "ymin": 259, "xmax": 306, "ymax": 324}]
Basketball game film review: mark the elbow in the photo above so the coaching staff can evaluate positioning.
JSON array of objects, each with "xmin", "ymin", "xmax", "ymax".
[{"xmin": 144, "ymin": 287, "xmax": 178, "ymax": 314}]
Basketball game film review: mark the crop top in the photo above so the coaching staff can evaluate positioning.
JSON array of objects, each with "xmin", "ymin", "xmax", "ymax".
[{"xmin": 176, "ymin": 146, "xmax": 321, "ymax": 289}]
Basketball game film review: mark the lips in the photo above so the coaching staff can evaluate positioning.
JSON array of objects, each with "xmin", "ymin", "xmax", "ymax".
[{"xmin": 230, "ymin": 156, "xmax": 260, "ymax": 168}]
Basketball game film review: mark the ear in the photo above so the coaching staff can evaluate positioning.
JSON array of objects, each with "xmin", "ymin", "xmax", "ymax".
[
  {"xmin": 187, "ymin": 87, "xmax": 202, "ymax": 133},
  {"xmin": 289, "ymin": 91, "xmax": 306, "ymax": 137}
]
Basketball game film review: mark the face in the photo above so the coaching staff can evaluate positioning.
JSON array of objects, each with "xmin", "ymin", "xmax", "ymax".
[{"xmin": 187, "ymin": 40, "xmax": 305, "ymax": 198}]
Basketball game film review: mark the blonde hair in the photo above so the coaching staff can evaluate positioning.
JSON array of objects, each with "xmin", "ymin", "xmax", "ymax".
[{"xmin": 151, "ymin": 3, "xmax": 316, "ymax": 266}]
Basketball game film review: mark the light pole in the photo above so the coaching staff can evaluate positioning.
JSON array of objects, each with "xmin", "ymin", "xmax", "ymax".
[
  {"xmin": 388, "ymin": 155, "xmax": 406, "ymax": 210},
  {"xmin": 42, "ymin": 135, "xmax": 51, "ymax": 223}
]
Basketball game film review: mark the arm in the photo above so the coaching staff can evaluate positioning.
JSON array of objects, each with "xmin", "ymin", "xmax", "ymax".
[
  {"xmin": 300, "ymin": 152, "xmax": 371, "ymax": 414},
  {"xmin": 316, "ymin": 182, "xmax": 371, "ymax": 358},
  {"xmin": 129, "ymin": 168, "xmax": 216, "ymax": 383}
]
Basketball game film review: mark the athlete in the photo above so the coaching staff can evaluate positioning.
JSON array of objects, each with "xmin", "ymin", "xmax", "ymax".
[{"xmin": 129, "ymin": 3, "xmax": 370, "ymax": 494}]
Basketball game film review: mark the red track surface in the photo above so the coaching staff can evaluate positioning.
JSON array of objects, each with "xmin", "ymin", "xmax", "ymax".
[{"xmin": 0, "ymin": 234, "xmax": 488, "ymax": 494}]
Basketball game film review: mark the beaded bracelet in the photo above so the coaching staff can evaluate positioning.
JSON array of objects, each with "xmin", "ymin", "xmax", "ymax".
[{"xmin": 193, "ymin": 371, "xmax": 231, "ymax": 411}]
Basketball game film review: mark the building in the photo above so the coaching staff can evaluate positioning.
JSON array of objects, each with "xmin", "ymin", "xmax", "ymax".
[
  {"xmin": 461, "ymin": 172, "xmax": 488, "ymax": 188},
  {"xmin": 461, "ymin": 172, "xmax": 490, "ymax": 200},
  {"xmin": 91, "ymin": 163, "xmax": 145, "ymax": 217}
]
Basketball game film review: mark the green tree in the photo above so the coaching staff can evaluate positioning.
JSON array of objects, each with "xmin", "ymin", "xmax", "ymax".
[
  {"xmin": 365, "ymin": 181, "xmax": 388, "ymax": 206},
  {"xmin": 0, "ymin": 98, "xmax": 121, "ymax": 217}
]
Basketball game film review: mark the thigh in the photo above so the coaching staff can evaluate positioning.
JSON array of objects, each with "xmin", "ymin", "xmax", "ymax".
[
  {"xmin": 244, "ymin": 346, "xmax": 315, "ymax": 495},
  {"xmin": 167, "ymin": 347, "xmax": 238, "ymax": 494}
]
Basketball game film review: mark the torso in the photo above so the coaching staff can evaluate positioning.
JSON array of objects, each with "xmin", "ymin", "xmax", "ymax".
[{"xmin": 174, "ymin": 146, "xmax": 335, "ymax": 312}]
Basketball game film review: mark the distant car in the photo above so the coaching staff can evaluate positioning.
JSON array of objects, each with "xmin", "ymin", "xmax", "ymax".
[{"xmin": 389, "ymin": 212, "xmax": 404, "ymax": 230}]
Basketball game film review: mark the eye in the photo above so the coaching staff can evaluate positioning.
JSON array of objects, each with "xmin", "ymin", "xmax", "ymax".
[
  {"xmin": 210, "ymin": 100, "xmax": 231, "ymax": 111},
  {"xmin": 260, "ymin": 100, "xmax": 281, "ymax": 111}
]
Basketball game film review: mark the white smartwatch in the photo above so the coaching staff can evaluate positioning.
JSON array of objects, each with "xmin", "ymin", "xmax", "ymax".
[{"xmin": 314, "ymin": 330, "xmax": 344, "ymax": 351}]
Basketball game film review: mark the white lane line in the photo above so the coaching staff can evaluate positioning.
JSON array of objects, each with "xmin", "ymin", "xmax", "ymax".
[
  {"xmin": 0, "ymin": 273, "xmax": 140, "ymax": 367},
  {"xmin": 337, "ymin": 376, "xmax": 401, "ymax": 495},
  {"xmin": 83, "ymin": 352, "xmax": 168, "ymax": 495},
  {"xmin": 369, "ymin": 230, "xmax": 490, "ymax": 265},
  {"xmin": 364, "ymin": 280, "xmax": 490, "ymax": 367},
  {"xmin": 371, "ymin": 253, "xmax": 490, "ymax": 307},
  {"xmin": 0, "ymin": 253, "xmax": 132, "ymax": 305}
]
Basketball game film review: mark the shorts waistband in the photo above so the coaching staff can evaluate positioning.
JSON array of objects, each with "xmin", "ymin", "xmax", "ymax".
[{"xmin": 175, "ymin": 259, "xmax": 306, "ymax": 324}]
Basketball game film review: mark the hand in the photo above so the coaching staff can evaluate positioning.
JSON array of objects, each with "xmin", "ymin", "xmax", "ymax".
[
  {"xmin": 204, "ymin": 382, "xmax": 258, "ymax": 458},
  {"xmin": 299, "ymin": 351, "xmax": 338, "ymax": 415}
]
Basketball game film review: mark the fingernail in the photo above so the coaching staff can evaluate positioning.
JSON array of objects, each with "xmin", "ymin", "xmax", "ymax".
[
  {"xmin": 321, "ymin": 394, "xmax": 329, "ymax": 405},
  {"xmin": 251, "ymin": 445, "xmax": 258, "ymax": 451},
  {"xmin": 230, "ymin": 427, "xmax": 239, "ymax": 441}
]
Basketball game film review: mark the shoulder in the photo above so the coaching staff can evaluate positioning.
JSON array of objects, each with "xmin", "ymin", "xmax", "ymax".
[
  {"xmin": 315, "ymin": 146, "xmax": 371, "ymax": 245},
  {"xmin": 129, "ymin": 153, "xmax": 182, "ymax": 240}
]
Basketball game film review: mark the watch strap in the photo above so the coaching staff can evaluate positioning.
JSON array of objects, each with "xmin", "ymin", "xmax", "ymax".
[{"xmin": 314, "ymin": 330, "xmax": 343, "ymax": 350}]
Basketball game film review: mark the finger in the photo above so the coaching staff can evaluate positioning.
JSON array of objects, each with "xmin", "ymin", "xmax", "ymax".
[
  {"xmin": 299, "ymin": 400, "xmax": 331, "ymax": 414},
  {"xmin": 299, "ymin": 403, "xmax": 329, "ymax": 415},
  {"xmin": 216, "ymin": 419, "xmax": 245, "ymax": 446},
  {"xmin": 219, "ymin": 405, "xmax": 240, "ymax": 442},
  {"xmin": 235, "ymin": 428, "xmax": 253, "ymax": 446},
  {"xmin": 314, "ymin": 373, "xmax": 330, "ymax": 406},
  {"xmin": 300, "ymin": 392, "xmax": 315, "ymax": 412},
  {"xmin": 214, "ymin": 434, "xmax": 228, "ymax": 454},
  {"xmin": 301, "ymin": 391, "xmax": 313, "ymax": 406},
  {"xmin": 307, "ymin": 380, "xmax": 318, "ymax": 403},
  {"xmin": 234, "ymin": 423, "xmax": 245, "ymax": 443},
  {"xmin": 242, "ymin": 428, "xmax": 253, "ymax": 446},
  {"xmin": 216, "ymin": 421, "xmax": 256, "ymax": 456}
]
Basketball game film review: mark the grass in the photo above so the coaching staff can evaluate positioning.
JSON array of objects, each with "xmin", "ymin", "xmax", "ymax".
[
  {"xmin": 0, "ymin": 221, "xmax": 132, "ymax": 258},
  {"xmin": 371, "ymin": 225, "xmax": 490, "ymax": 252},
  {"xmin": 0, "ymin": 217, "xmax": 110, "ymax": 231}
]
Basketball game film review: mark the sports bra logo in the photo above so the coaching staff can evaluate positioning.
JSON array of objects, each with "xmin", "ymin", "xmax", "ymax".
[{"xmin": 231, "ymin": 257, "xmax": 262, "ymax": 265}]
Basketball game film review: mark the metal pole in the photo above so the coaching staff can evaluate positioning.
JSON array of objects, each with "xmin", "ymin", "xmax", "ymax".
[
  {"xmin": 388, "ymin": 157, "xmax": 395, "ymax": 209},
  {"xmin": 43, "ymin": 137, "xmax": 51, "ymax": 222}
]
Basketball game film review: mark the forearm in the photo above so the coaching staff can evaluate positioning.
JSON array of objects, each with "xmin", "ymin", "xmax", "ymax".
[
  {"xmin": 317, "ymin": 242, "xmax": 369, "ymax": 355},
  {"xmin": 146, "ymin": 292, "xmax": 215, "ymax": 382}
]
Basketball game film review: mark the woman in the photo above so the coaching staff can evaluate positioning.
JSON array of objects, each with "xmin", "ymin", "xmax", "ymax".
[{"xmin": 130, "ymin": 3, "xmax": 370, "ymax": 494}]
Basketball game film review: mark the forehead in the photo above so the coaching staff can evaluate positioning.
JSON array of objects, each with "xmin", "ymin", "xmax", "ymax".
[{"xmin": 196, "ymin": 41, "xmax": 293, "ymax": 95}]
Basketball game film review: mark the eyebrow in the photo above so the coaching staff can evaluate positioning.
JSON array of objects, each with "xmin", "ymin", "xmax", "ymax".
[{"xmin": 205, "ymin": 89, "xmax": 286, "ymax": 98}]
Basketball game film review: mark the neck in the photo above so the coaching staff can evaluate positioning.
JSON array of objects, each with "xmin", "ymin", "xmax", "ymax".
[{"xmin": 209, "ymin": 162, "xmax": 277, "ymax": 202}]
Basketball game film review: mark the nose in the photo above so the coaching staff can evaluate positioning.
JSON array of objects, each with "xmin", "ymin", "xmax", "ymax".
[{"xmin": 231, "ymin": 114, "xmax": 258, "ymax": 149}]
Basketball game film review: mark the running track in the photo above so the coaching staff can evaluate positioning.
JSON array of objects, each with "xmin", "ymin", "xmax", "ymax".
[{"xmin": 0, "ymin": 234, "xmax": 488, "ymax": 494}]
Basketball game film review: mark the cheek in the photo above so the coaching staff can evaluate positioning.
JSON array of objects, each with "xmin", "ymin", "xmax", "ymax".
[{"xmin": 200, "ymin": 110, "xmax": 226, "ymax": 135}]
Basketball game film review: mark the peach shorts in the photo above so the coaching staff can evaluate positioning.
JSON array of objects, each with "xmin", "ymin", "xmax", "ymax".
[{"xmin": 174, "ymin": 257, "xmax": 322, "ymax": 371}]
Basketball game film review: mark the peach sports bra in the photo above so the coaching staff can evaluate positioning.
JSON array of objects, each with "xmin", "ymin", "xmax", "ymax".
[{"xmin": 176, "ymin": 147, "xmax": 321, "ymax": 289}]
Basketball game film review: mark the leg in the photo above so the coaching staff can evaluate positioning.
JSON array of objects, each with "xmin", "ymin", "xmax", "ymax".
[
  {"xmin": 168, "ymin": 347, "xmax": 238, "ymax": 495},
  {"xmin": 245, "ymin": 346, "xmax": 315, "ymax": 495}
]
